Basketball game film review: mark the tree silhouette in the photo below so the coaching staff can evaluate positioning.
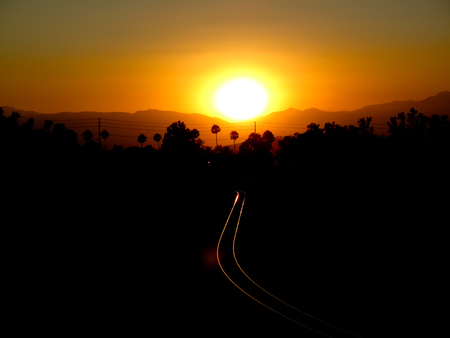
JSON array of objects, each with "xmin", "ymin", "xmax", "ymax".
[
  {"xmin": 211, "ymin": 124, "xmax": 221, "ymax": 148},
  {"xmin": 51, "ymin": 123, "xmax": 78, "ymax": 151},
  {"xmin": 161, "ymin": 121, "xmax": 202, "ymax": 153},
  {"xmin": 0, "ymin": 109, "xmax": 18, "ymax": 147},
  {"xmin": 239, "ymin": 130, "xmax": 276, "ymax": 154},
  {"xmin": 137, "ymin": 134, "xmax": 147, "ymax": 148},
  {"xmin": 357, "ymin": 117, "xmax": 374, "ymax": 136},
  {"xmin": 21, "ymin": 117, "xmax": 34, "ymax": 131},
  {"xmin": 9, "ymin": 111, "xmax": 21, "ymax": 128},
  {"xmin": 306, "ymin": 123, "xmax": 322, "ymax": 134},
  {"xmin": 229, "ymin": 130, "xmax": 239, "ymax": 154},
  {"xmin": 153, "ymin": 133, "xmax": 162, "ymax": 149},
  {"xmin": 100, "ymin": 130, "xmax": 110, "ymax": 150},
  {"xmin": 427, "ymin": 114, "xmax": 450, "ymax": 141},
  {"xmin": 43, "ymin": 120, "xmax": 53, "ymax": 133},
  {"xmin": 387, "ymin": 112, "xmax": 407, "ymax": 136},
  {"xmin": 215, "ymin": 145, "xmax": 233, "ymax": 155},
  {"xmin": 239, "ymin": 132, "xmax": 262, "ymax": 153},
  {"xmin": 262, "ymin": 130, "xmax": 275, "ymax": 150},
  {"xmin": 82, "ymin": 129, "xmax": 94, "ymax": 143},
  {"xmin": 387, "ymin": 108, "xmax": 430, "ymax": 142},
  {"xmin": 0, "ymin": 110, "xmax": 21, "ymax": 137}
]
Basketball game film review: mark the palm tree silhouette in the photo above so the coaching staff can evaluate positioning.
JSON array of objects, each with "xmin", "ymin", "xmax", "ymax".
[
  {"xmin": 230, "ymin": 130, "xmax": 239, "ymax": 154},
  {"xmin": 137, "ymin": 133, "xmax": 147, "ymax": 148},
  {"xmin": 100, "ymin": 130, "xmax": 109, "ymax": 150},
  {"xmin": 153, "ymin": 133, "xmax": 162, "ymax": 149},
  {"xmin": 211, "ymin": 124, "xmax": 221, "ymax": 148}
]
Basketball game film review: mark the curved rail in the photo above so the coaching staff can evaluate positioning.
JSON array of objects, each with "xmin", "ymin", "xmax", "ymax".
[{"xmin": 217, "ymin": 190, "xmax": 361, "ymax": 337}]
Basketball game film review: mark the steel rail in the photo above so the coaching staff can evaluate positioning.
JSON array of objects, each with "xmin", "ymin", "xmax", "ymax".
[
  {"xmin": 232, "ymin": 190, "xmax": 361, "ymax": 337},
  {"xmin": 217, "ymin": 191, "xmax": 332, "ymax": 337}
]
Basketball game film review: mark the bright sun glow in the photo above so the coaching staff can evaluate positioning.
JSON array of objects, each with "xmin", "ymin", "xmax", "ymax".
[{"xmin": 214, "ymin": 79, "xmax": 268, "ymax": 121}]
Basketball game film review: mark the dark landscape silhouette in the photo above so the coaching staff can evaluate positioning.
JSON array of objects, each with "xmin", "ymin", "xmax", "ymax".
[
  {"xmin": 2, "ymin": 0, "xmax": 449, "ymax": 335},
  {"xmin": 2, "ymin": 102, "xmax": 449, "ymax": 337},
  {"xmin": 3, "ymin": 91, "xmax": 449, "ymax": 150}
]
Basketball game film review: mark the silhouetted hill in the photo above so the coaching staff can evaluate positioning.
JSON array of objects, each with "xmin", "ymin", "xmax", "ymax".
[
  {"xmin": 256, "ymin": 91, "xmax": 450, "ymax": 134},
  {"xmin": 1, "ymin": 106, "xmax": 41, "ymax": 117},
  {"xmin": 349, "ymin": 91, "xmax": 450, "ymax": 124}
]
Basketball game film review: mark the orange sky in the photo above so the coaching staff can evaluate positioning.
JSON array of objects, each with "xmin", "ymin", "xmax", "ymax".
[{"xmin": 1, "ymin": 0, "xmax": 449, "ymax": 121}]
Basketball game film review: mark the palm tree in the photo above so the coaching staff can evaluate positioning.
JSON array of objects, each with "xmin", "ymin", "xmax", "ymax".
[
  {"xmin": 100, "ymin": 129, "xmax": 110, "ymax": 150},
  {"xmin": 211, "ymin": 124, "xmax": 221, "ymax": 148},
  {"xmin": 153, "ymin": 133, "xmax": 162, "ymax": 149},
  {"xmin": 230, "ymin": 130, "xmax": 239, "ymax": 154},
  {"xmin": 137, "ymin": 133, "xmax": 147, "ymax": 148}
]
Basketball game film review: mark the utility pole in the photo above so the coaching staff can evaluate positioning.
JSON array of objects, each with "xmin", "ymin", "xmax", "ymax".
[
  {"xmin": 254, "ymin": 121, "xmax": 256, "ymax": 134},
  {"xmin": 98, "ymin": 118, "xmax": 101, "ymax": 147}
]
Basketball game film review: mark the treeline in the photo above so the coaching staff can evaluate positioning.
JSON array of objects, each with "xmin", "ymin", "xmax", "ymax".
[
  {"xmin": 0, "ymin": 110, "xmax": 78, "ymax": 154},
  {"xmin": 277, "ymin": 111, "xmax": 450, "ymax": 178},
  {"xmin": 1, "ymin": 107, "xmax": 449, "ymax": 183}
]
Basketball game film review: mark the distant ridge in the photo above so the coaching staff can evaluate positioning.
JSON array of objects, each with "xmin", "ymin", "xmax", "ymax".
[
  {"xmin": 2, "ymin": 91, "xmax": 449, "ymax": 147},
  {"xmin": 0, "ymin": 107, "xmax": 229, "ymax": 126},
  {"xmin": 1, "ymin": 106, "xmax": 41, "ymax": 117},
  {"xmin": 256, "ymin": 91, "xmax": 450, "ymax": 128}
]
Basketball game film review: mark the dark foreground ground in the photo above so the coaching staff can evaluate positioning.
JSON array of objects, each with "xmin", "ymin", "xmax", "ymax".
[{"xmin": 4, "ymin": 153, "xmax": 448, "ymax": 337}]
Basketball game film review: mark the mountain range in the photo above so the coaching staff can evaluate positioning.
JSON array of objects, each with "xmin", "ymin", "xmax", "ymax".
[
  {"xmin": 2, "ymin": 91, "xmax": 449, "ymax": 149},
  {"xmin": 257, "ymin": 91, "xmax": 450, "ymax": 126}
]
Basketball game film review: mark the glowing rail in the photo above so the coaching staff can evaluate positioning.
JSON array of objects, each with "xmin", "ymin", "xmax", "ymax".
[{"xmin": 217, "ymin": 190, "xmax": 361, "ymax": 337}]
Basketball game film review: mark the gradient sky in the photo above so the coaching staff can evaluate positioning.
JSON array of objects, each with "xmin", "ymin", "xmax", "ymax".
[{"xmin": 1, "ymin": 0, "xmax": 449, "ymax": 121}]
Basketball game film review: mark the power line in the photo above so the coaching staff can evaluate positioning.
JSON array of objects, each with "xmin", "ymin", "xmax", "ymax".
[
  {"xmin": 108, "ymin": 134, "xmax": 138, "ymax": 138},
  {"xmin": 30, "ymin": 119, "xmax": 98, "ymax": 123},
  {"xmin": 101, "ymin": 126, "xmax": 166, "ymax": 132},
  {"xmin": 101, "ymin": 118, "xmax": 169, "ymax": 125},
  {"xmin": 29, "ymin": 117, "xmax": 391, "ymax": 142},
  {"xmin": 29, "ymin": 117, "xmax": 389, "ymax": 129}
]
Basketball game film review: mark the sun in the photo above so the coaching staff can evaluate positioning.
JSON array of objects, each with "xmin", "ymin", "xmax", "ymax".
[{"xmin": 214, "ymin": 78, "xmax": 268, "ymax": 121}]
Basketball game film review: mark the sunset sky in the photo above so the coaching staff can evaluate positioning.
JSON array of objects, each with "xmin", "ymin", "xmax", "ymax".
[{"xmin": 1, "ymin": 0, "xmax": 449, "ymax": 121}]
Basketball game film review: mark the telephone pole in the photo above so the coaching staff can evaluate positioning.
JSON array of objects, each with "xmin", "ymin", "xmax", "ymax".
[{"xmin": 254, "ymin": 121, "xmax": 256, "ymax": 134}]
